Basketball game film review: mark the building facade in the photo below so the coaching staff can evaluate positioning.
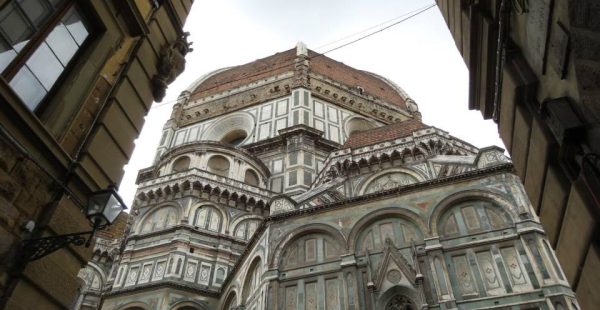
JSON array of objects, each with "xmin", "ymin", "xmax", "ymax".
[
  {"xmin": 435, "ymin": 1, "xmax": 599, "ymax": 308},
  {"xmin": 94, "ymin": 44, "xmax": 577, "ymax": 309},
  {"xmin": 0, "ymin": 1, "xmax": 193, "ymax": 309}
]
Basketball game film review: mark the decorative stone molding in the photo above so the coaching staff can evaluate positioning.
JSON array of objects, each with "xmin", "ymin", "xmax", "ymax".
[
  {"xmin": 310, "ymin": 76, "xmax": 412, "ymax": 124},
  {"xmin": 178, "ymin": 73, "xmax": 294, "ymax": 126},
  {"xmin": 314, "ymin": 128, "xmax": 479, "ymax": 187},
  {"xmin": 268, "ymin": 196, "xmax": 296, "ymax": 216},
  {"xmin": 136, "ymin": 168, "xmax": 273, "ymax": 207}
]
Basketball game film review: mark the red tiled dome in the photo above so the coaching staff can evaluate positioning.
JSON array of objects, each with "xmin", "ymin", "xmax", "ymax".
[{"xmin": 188, "ymin": 47, "xmax": 408, "ymax": 110}]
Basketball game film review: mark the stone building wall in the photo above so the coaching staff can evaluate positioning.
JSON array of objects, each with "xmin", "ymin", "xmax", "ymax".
[
  {"xmin": 0, "ymin": 1, "xmax": 193, "ymax": 309},
  {"xmin": 435, "ymin": 1, "xmax": 600, "ymax": 307}
]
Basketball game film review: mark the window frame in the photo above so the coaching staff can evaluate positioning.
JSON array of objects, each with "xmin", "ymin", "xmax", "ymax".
[{"xmin": 0, "ymin": 0, "xmax": 95, "ymax": 114}]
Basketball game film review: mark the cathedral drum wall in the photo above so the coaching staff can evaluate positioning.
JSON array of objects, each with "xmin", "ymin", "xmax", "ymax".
[{"xmin": 158, "ymin": 89, "xmax": 382, "ymax": 163}]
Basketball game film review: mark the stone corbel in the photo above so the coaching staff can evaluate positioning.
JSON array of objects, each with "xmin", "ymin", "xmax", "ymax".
[{"xmin": 152, "ymin": 32, "xmax": 193, "ymax": 102}]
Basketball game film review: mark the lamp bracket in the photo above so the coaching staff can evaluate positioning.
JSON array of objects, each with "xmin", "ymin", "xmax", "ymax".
[{"xmin": 21, "ymin": 231, "xmax": 94, "ymax": 262}]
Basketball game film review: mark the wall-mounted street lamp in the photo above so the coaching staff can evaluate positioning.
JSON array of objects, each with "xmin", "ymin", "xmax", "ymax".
[{"xmin": 20, "ymin": 187, "xmax": 127, "ymax": 262}]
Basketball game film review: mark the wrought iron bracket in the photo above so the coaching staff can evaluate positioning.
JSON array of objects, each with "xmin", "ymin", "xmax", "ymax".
[{"xmin": 20, "ymin": 230, "xmax": 95, "ymax": 262}]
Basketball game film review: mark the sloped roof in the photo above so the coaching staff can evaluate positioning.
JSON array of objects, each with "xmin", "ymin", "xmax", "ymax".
[
  {"xmin": 95, "ymin": 212, "xmax": 130, "ymax": 240},
  {"xmin": 342, "ymin": 119, "xmax": 427, "ymax": 149},
  {"xmin": 189, "ymin": 47, "xmax": 408, "ymax": 109}
]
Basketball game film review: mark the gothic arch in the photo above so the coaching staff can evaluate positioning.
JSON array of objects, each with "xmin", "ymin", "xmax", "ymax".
[
  {"xmin": 221, "ymin": 289, "xmax": 238, "ymax": 310},
  {"xmin": 347, "ymin": 207, "xmax": 426, "ymax": 252},
  {"xmin": 241, "ymin": 256, "xmax": 262, "ymax": 304},
  {"xmin": 78, "ymin": 261, "xmax": 107, "ymax": 291},
  {"xmin": 376, "ymin": 285, "xmax": 421, "ymax": 310},
  {"xmin": 269, "ymin": 223, "xmax": 347, "ymax": 268},
  {"xmin": 231, "ymin": 216, "xmax": 262, "ymax": 240},
  {"xmin": 136, "ymin": 203, "xmax": 182, "ymax": 234},
  {"xmin": 189, "ymin": 203, "xmax": 229, "ymax": 234},
  {"xmin": 357, "ymin": 168, "xmax": 425, "ymax": 195},
  {"xmin": 428, "ymin": 189, "xmax": 518, "ymax": 236}
]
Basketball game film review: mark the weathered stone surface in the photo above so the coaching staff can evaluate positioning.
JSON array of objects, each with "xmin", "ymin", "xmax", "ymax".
[
  {"xmin": 576, "ymin": 244, "xmax": 600, "ymax": 309},
  {"xmin": 555, "ymin": 184, "xmax": 595, "ymax": 285},
  {"xmin": 91, "ymin": 45, "xmax": 576, "ymax": 310}
]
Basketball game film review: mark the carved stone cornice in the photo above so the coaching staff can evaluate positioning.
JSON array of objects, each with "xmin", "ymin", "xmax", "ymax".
[
  {"xmin": 309, "ymin": 73, "xmax": 414, "ymax": 124},
  {"xmin": 136, "ymin": 168, "xmax": 273, "ymax": 206},
  {"xmin": 155, "ymin": 141, "xmax": 271, "ymax": 178},
  {"xmin": 314, "ymin": 128, "xmax": 480, "ymax": 187},
  {"xmin": 105, "ymin": 280, "xmax": 220, "ymax": 298},
  {"xmin": 176, "ymin": 72, "xmax": 294, "ymax": 126},
  {"xmin": 242, "ymin": 125, "xmax": 340, "ymax": 157}
]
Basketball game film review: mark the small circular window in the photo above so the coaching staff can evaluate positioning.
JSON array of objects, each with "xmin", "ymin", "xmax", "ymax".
[{"xmin": 221, "ymin": 129, "xmax": 248, "ymax": 146}]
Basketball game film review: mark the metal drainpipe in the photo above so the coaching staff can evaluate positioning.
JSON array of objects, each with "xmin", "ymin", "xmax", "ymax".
[
  {"xmin": 0, "ymin": 36, "xmax": 145, "ymax": 309},
  {"xmin": 492, "ymin": 0, "xmax": 510, "ymax": 123}
]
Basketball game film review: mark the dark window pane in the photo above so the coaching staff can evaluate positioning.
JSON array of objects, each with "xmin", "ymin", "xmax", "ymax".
[
  {"xmin": 18, "ymin": 0, "xmax": 52, "ymax": 28},
  {"xmin": 62, "ymin": 7, "xmax": 88, "ymax": 45},
  {"xmin": 304, "ymin": 153, "xmax": 313, "ymax": 166},
  {"xmin": 0, "ymin": 3, "xmax": 33, "ymax": 48},
  {"xmin": 46, "ymin": 22, "xmax": 77, "ymax": 65},
  {"xmin": 10, "ymin": 65, "xmax": 46, "ymax": 109},
  {"xmin": 289, "ymin": 152, "xmax": 298, "ymax": 165},
  {"xmin": 0, "ymin": 38, "xmax": 17, "ymax": 71},
  {"xmin": 289, "ymin": 171, "xmax": 297, "ymax": 186},
  {"xmin": 303, "ymin": 171, "xmax": 312, "ymax": 185},
  {"xmin": 48, "ymin": 0, "xmax": 65, "ymax": 8},
  {"xmin": 26, "ymin": 42, "xmax": 63, "ymax": 90}
]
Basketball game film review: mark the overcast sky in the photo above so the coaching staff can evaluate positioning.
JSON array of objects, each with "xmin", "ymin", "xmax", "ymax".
[{"xmin": 117, "ymin": 0, "xmax": 505, "ymax": 207}]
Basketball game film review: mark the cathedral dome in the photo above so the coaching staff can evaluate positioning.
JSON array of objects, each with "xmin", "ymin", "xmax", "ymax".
[{"xmin": 185, "ymin": 45, "xmax": 410, "ymax": 110}]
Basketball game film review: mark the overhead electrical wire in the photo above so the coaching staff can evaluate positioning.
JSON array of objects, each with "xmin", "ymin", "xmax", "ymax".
[
  {"xmin": 150, "ymin": 3, "xmax": 436, "ymax": 110},
  {"xmin": 314, "ymin": 4, "xmax": 436, "ymax": 51}
]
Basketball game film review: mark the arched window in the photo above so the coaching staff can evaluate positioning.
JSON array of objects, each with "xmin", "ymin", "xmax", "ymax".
[
  {"xmin": 281, "ymin": 233, "xmax": 342, "ymax": 271},
  {"xmin": 234, "ymin": 219, "xmax": 261, "ymax": 240},
  {"xmin": 244, "ymin": 169, "xmax": 260, "ymax": 187},
  {"xmin": 438, "ymin": 200, "xmax": 512, "ymax": 238},
  {"xmin": 193, "ymin": 206, "xmax": 222, "ymax": 232},
  {"xmin": 242, "ymin": 258, "xmax": 262, "ymax": 302},
  {"xmin": 140, "ymin": 206, "xmax": 178, "ymax": 233},
  {"xmin": 207, "ymin": 155, "xmax": 230, "ymax": 177},
  {"xmin": 356, "ymin": 217, "xmax": 422, "ymax": 253},
  {"xmin": 172, "ymin": 156, "xmax": 190, "ymax": 172}
]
